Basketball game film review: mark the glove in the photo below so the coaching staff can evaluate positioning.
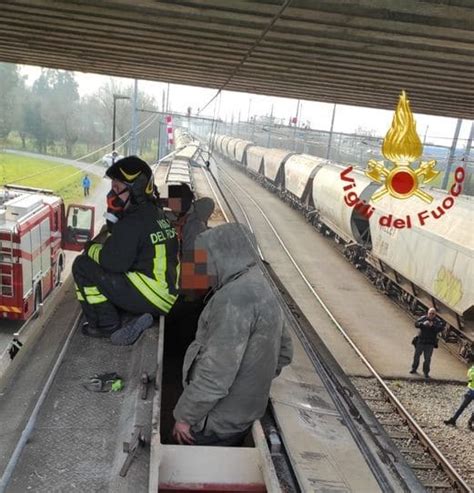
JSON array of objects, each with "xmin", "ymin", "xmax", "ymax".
[{"xmin": 83, "ymin": 372, "xmax": 123, "ymax": 392}]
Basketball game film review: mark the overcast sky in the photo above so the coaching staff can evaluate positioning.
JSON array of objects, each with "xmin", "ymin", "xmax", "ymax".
[{"xmin": 20, "ymin": 64, "xmax": 472, "ymax": 147}]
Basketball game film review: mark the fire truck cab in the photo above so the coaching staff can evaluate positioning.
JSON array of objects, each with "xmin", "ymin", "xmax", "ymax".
[{"xmin": 0, "ymin": 186, "xmax": 94, "ymax": 320}]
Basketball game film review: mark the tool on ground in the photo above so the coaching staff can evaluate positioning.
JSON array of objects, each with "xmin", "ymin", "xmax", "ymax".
[
  {"xmin": 140, "ymin": 372, "xmax": 152, "ymax": 400},
  {"xmin": 120, "ymin": 425, "xmax": 146, "ymax": 477},
  {"xmin": 83, "ymin": 372, "xmax": 124, "ymax": 392}
]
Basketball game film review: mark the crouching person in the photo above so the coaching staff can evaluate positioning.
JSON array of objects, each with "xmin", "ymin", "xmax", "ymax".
[
  {"xmin": 73, "ymin": 156, "xmax": 179, "ymax": 345},
  {"xmin": 172, "ymin": 223, "xmax": 293, "ymax": 446}
]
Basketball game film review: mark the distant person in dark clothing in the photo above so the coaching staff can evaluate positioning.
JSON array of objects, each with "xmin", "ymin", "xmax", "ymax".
[
  {"xmin": 82, "ymin": 174, "xmax": 91, "ymax": 197},
  {"xmin": 444, "ymin": 354, "xmax": 474, "ymax": 429},
  {"xmin": 410, "ymin": 307, "xmax": 444, "ymax": 379}
]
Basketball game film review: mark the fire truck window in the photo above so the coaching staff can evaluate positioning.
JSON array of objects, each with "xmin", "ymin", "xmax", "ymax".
[{"xmin": 67, "ymin": 208, "xmax": 92, "ymax": 230}]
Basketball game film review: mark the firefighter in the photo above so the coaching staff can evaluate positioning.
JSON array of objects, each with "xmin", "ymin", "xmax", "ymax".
[{"xmin": 72, "ymin": 156, "xmax": 179, "ymax": 345}]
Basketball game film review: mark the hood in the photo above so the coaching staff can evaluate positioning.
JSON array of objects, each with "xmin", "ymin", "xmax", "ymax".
[
  {"xmin": 195, "ymin": 223, "xmax": 258, "ymax": 288},
  {"xmin": 194, "ymin": 197, "xmax": 215, "ymax": 224}
]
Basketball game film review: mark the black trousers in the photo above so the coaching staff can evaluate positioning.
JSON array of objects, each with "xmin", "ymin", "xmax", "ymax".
[
  {"xmin": 411, "ymin": 342, "xmax": 435, "ymax": 376},
  {"xmin": 165, "ymin": 296, "xmax": 204, "ymax": 353},
  {"xmin": 72, "ymin": 254, "xmax": 162, "ymax": 329},
  {"xmin": 451, "ymin": 390, "xmax": 474, "ymax": 422}
]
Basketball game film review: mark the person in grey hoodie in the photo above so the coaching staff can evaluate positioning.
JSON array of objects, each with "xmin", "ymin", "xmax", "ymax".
[{"xmin": 172, "ymin": 223, "xmax": 293, "ymax": 446}]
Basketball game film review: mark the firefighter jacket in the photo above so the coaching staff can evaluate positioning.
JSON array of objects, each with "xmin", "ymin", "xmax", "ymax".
[
  {"xmin": 173, "ymin": 223, "xmax": 293, "ymax": 436},
  {"xmin": 468, "ymin": 365, "xmax": 474, "ymax": 390},
  {"xmin": 87, "ymin": 201, "xmax": 179, "ymax": 313}
]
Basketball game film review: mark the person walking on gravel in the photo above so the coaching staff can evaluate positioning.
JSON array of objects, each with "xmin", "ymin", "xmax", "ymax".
[
  {"xmin": 444, "ymin": 354, "xmax": 474, "ymax": 430},
  {"xmin": 410, "ymin": 307, "xmax": 444, "ymax": 379}
]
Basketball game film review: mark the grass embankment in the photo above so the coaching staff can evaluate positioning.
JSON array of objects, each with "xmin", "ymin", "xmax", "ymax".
[{"xmin": 0, "ymin": 153, "xmax": 98, "ymax": 204}]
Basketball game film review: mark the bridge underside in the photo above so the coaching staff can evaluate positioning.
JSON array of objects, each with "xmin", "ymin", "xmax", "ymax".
[{"xmin": 0, "ymin": 0, "xmax": 473, "ymax": 118}]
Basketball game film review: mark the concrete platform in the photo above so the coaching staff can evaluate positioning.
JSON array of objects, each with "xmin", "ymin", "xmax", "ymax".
[
  {"xmin": 218, "ymin": 158, "xmax": 467, "ymax": 382},
  {"xmin": 272, "ymin": 333, "xmax": 385, "ymax": 492}
]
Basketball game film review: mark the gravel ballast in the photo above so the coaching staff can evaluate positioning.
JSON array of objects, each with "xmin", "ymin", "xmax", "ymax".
[{"xmin": 352, "ymin": 377, "xmax": 473, "ymax": 489}]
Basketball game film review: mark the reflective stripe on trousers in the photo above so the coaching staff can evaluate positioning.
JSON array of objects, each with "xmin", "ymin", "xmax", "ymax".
[
  {"xmin": 75, "ymin": 284, "xmax": 107, "ymax": 304},
  {"xmin": 126, "ymin": 246, "xmax": 177, "ymax": 313}
]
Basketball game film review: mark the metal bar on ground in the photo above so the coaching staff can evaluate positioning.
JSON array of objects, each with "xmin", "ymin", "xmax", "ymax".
[{"xmin": 148, "ymin": 316, "xmax": 165, "ymax": 493}]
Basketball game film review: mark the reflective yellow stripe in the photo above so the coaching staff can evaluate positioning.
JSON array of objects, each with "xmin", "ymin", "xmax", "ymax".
[
  {"xmin": 0, "ymin": 305, "xmax": 22, "ymax": 313},
  {"xmin": 78, "ymin": 285, "xmax": 107, "ymax": 304},
  {"xmin": 84, "ymin": 286, "xmax": 101, "ymax": 295},
  {"xmin": 126, "ymin": 271, "xmax": 177, "ymax": 313},
  {"xmin": 75, "ymin": 284, "xmax": 85, "ymax": 301},
  {"xmin": 154, "ymin": 244, "xmax": 167, "ymax": 290},
  {"xmin": 88, "ymin": 244, "xmax": 102, "ymax": 263},
  {"xmin": 468, "ymin": 367, "xmax": 474, "ymax": 390},
  {"xmin": 86, "ymin": 294, "xmax": 108, "ymax": 304}
]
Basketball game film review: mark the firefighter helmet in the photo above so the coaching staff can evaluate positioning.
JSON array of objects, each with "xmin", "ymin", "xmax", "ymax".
[{"xmin": 106, "ymin": 156, "xmax": 154, "ymax": 204}]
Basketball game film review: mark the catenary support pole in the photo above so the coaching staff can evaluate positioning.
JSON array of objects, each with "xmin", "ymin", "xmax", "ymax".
[
  {"xmin": 130, "ymin": 79, "xmax": 139, "ymax": 155},
  {"xmin": 441, "ymin": 118, "xmax": 462, "ymax": 189},
  {"xmin": 326, "ymin": 103, "xmax": 337, "ymax": 160}
]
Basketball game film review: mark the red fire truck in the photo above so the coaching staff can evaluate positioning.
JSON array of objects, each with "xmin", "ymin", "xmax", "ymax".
[{"xmin": 0, "ymin": 185, "xmax": 94, "ymax": 320}]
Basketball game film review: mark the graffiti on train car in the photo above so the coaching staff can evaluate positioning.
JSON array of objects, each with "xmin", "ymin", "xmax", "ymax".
[
  {"xmin": 434, "ymin": 267, "xmax": 463, "ymax": 306},
  {"xmin": 340, "ymin": 91, "xmax": 467, "ymax": 229}
]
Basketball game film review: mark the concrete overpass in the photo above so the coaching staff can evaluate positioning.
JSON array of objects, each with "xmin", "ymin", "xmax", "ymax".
[{"xmin": 0, "ymin": 0, "xmax": 473, "ymax": 118}]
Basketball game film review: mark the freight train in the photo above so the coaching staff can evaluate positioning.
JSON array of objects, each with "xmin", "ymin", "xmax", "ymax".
[{"xmin": 211, "ymin": 134, "xmax": 473, "ymax": 361}]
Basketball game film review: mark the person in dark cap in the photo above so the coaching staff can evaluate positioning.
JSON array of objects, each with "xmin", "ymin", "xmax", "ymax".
[
  {"xmin": 72, "ymin": 156, "xmax": 180, "ymax": 345},
  {"xmin": 165, "ymin": 184, "xmax": 215, "ymax": 349}
]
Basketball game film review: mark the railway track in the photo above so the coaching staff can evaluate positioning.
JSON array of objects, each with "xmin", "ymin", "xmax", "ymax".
[{"xmin": 216, "ymin": 160, "xmax": 472, "ymax": 493}]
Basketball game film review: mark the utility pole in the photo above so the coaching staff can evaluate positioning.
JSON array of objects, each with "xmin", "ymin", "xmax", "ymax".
[
  {"xmin": 267, "ymin": 104, "xmax": 274, "ymax": 148},
  {"xmin": 293, "ymin": 99, "xmax": 300, "ymax": 151},
  {"xmin": 112, "ymin": 94, "xmax": 130, "ymax": 155},
  {"xmin": 462, "ymin": 121, "xmax": 474, "ymax": 171},
  {"xmin": 247, "ymin": 98, "xmax": 252, "ymax": 122},
  {"xmin": 130, "ymin": 79, "xmax": 138, "ymax": 155},
  {"xmin": 441, "ymin": 118, "xmax": 462, "ymax": 190},
  {"xmin": 326, "ymin": 103, "xmax": 337, "ymax": 160},
  {"xmin": 423, "ymin": 125, "xmax": 429, "ymax": 145}
]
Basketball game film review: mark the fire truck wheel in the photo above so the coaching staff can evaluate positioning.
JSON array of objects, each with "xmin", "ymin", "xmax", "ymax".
[
  {"xmin": 33, "ymin": 285, "xmax": 42, "ymax": 318},
  {"xmin": 55, "ymin": 259, "xmax": 63, "ymax": 287}
]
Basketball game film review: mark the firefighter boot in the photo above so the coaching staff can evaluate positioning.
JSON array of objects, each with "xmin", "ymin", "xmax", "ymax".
[
  {"xmin": 443, "ymin": 418, "xmax": 456, "ymax": 426},
  {"xmin": 110, "ymin": 313, "xmax": 154, "ymax": 346},
  {"xmin": 468, "ymin": 416, "xmax": 473, "ymax": 431},
  {"xmin": 82, "ymin": 323, "xmax": 120, "ymax": 338}
]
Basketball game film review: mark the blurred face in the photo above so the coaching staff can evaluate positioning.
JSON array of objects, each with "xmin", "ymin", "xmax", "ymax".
[
  {"xmin": 112, "ymin": 180, "xmax": 130, "ymax": 201},
  {"xmin": 168, "ymin": 197, "xmax": 184, "ymax": 214},
  {"xmin": 180, "ymin": 248, "xmax": 216, "ymax": 295},
  {"xmin": 107, "ymin": 179, "xmax": 131, "ymax": 213},
  {"xmin": 427, "ymin": 308, "xmax": 436, "ymax": 319}
]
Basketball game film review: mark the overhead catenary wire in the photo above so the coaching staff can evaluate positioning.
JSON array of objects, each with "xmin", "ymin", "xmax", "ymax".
[
  {"xmin": 52, "ymin": 113, "xmax": 160, "ymax": 186},
  {"xmin": 3, "ymin": 113, "xmax": 158, "ymax": 185},
  {"xmin": 197, "ymin": 0, "xmax": 293, "ymax": 116}
]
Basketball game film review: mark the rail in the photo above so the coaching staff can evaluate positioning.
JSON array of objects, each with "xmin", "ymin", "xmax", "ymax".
[{"xmin": 217, "ymin": 160, "xmax": 471, "ymax": 492}]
